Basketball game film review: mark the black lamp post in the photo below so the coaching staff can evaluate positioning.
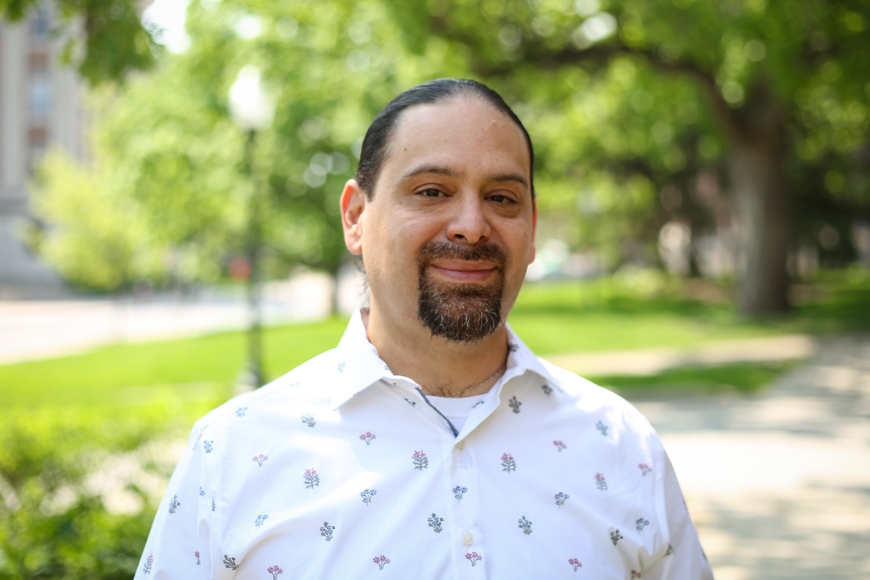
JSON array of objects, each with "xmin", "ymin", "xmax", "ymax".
[{"xmin": 228, "ymin": 65, "xmax": 275, "ymax": 388}]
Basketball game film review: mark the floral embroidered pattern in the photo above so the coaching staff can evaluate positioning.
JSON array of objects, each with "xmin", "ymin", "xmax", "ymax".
[
  {"xmin": 453, "ymin": 486, "xmax": 468, "ymax": 501},
  {"xmin": 541, "ymin": 384, "xmax": 553, "ymax": 396},
  {"xmin": 372, "ymin": 555, "xmax": 390, "ymax": 570},
  {"xmin": 337, "ymin": 361, "xmax": 346, "ymax": 372},
  {"xmin": 508, "ymin": 396, "xmax": 522, "ymax": 414},
  {"xmin": 595, "ymin": 472, "xmax": 608, "ymax": 491},
  {"xmin": 501, "ymin": 453, "xmax": 516, "ymax": 472},
  {"xmin": 223, "ymin": 555, "xmax": 239, "ymax": 570},
  {"xmin": 235, "ymin": 407, "xmax": 248, "ymax": 418},
  {"xmin": 596, "ymin": 420, "xmax": 608, "ymax": 436},
  {"xmin": 631, "ymin": 571, "xmax": 642, "ymax": 579},
  {"xmin": 255, "ymin": 514, "xmax": 269, "ymax": 528},
  {"xmin": 211, "ymin": 498, "xmax": 216, "ymax": 512},
  {"xmin": 610, "ymin": 530, "xmax": 623, "ymax": 546},
  {"xmin": 199, "ymin": 486, "xmax": 205, "ymax": 497},
  {"xmin": 466, "ymin": 552, "xmax": 483, "ymax": 566},
  {"xmin": 253, "ymin": 453, "xmax": 268, "ymax": 467},
  {"xmin": 636, "ymin": 517, "xmax": 650, "ymax": 532},
  {"xmin": 142, "ymin": 554, "xmax": 153, "ymax": 575},
  {"xmin": 359, "ymin": 431, "xmax": 376, "ymax": 445},
  {"xmin": 321, "ymin": 521, "xmax": 335, "ymax": 541},
  {"xmin": 268, "ymin": 565, "xmax": 283, "ymax": 579},
  {"xmin": 404, "ymin": 398, "xmax": 416, "ymax": 407},
  {"xmin": 301, "ymin": 414, "xmax": 316, "ymax": 428},
  {"xmin": 665, "ymin": 544, "xmax": 674, "ymax": 556},
  {"xmin": 568, "ymin": 557, "xmax": 582, "ymax": 571},
  {"xmin": 203, "ymin": 440, "xmax": 214, "ymax": 453},
  {"xmin": 518, "ymin": 515, "xmax": 533, "ymax": 535},
  {"xmin": 412, "ymin": 450, "xmax": 429, "ymax": 470},
  {"xmin": 555, "ymin": 492, "xmax": 569, "ymax": 507},
  {"xmin": 168, "ymin": 495, "xmax": 180, "ymax": 514},
  {"xmin": 360, "ymin": 488, "xmax": 377, "ymax": 506},
  {"xmin": 638, "ymin": 463, "xmax": 652, "ymax": 476},
  {"xmin": 553, "ymin": 440, "xmax": 566, "ymax": 452},
  {"xmin": 304, "ymin": 469, "xmax": 320, "ymax": 488},
  {"xmin": 428, "ymin": 513, "xmax": 444, "ymax": 533},
  {"xmin": 194, "ymin": 551, "xmax": 200, "ymax": 565}
]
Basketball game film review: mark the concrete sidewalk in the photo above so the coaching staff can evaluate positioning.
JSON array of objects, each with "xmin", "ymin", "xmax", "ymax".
[{"xmin": 626, "ymin": 335, "xmax": 870, "ymax": 579}]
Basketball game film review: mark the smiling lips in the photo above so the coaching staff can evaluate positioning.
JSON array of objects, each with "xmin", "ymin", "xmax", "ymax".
[{"xmin": 430, "ymin": 261, "xmax": 498, "ymax": 283}]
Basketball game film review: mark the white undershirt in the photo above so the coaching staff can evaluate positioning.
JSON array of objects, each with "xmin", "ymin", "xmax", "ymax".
[{"xmin": 425, "ymin": 394, "xmax": 486, "ymax": 432}]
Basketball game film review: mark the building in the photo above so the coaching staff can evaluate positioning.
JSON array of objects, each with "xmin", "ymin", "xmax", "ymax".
[{"xmin": 0, "ymin": 7, "xmax": 89, "ymax": 295}]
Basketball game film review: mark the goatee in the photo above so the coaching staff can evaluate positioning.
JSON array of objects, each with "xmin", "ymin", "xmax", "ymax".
[{"xmin": 417, "ymin": 241, "xmax": 507, "ymax": 343}]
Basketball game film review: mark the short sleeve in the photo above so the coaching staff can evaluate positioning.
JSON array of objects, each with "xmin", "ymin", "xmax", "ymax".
[
  {"xmin": 645, "ymin": 451, "xmax": 715, "ymax": 580},
  {"xmin": 134, "ymin": 423, "xmax": 212, "ymax": 580}
]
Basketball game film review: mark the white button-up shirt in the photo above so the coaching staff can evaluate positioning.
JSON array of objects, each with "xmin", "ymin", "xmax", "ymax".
[{"xmin": 136, "ymin": 309, "xmax": 714, "ymax": 579}]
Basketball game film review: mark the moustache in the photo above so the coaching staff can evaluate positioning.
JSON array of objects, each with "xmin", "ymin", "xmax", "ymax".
[{"xmin": 417, "ymin": 241, "xmax": 508, "ymax": 270}]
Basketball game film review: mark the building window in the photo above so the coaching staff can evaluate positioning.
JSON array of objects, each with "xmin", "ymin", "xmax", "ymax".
[
  {"xmin": 31, "ymin": 9, "xmax": 50, "ymax": 41},
  {"xmin": 29, "ymin": 74, "xmax": 51, "ymax": 119}
]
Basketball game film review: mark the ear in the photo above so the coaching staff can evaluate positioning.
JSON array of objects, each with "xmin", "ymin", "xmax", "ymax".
[
  {"xmin": 528, "ymin": 198, "xmax": 537, "ymax": 265},
  {"xmin": 340, "ymin": 179, "xmax": 366, "ymax": 255}
]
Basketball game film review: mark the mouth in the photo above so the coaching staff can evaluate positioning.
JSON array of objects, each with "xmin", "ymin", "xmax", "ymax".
[{"xmin": 429, "ymin": 261, "xmax": 498, "ymax": 283}]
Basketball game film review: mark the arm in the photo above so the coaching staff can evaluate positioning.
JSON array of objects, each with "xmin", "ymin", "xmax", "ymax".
[{"xmin": 134, "ymin": 424, "xmax": 212, "ymax": 579}]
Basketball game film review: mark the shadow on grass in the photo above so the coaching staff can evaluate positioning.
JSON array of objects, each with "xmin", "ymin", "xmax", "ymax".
[{"xmin": 590, "ymin": 361, "xmax": 799, "ymax": 397}]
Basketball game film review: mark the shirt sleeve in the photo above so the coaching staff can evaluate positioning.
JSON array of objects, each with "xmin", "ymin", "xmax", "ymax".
[
  {"xmin": 134, "ymin": 423, "xmax": 212, "ymax": 580},
  {"xmin": 645, "ymin": 451, "xmax": 715, "ymax": 580}
]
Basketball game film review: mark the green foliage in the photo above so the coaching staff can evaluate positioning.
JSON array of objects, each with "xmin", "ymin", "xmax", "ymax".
[
  {"xmin": 0, "ymin": 0, "xmax": 154, "ymax": 84},
  {"xmin": 0, "ymin": 408, "xmax": 187, "ymax": 579}
]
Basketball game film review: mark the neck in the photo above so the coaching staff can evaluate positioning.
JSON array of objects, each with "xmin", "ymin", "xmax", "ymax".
[{"xmin": 363, "ymin": 303, "xmax": 509, "ymax": 398}]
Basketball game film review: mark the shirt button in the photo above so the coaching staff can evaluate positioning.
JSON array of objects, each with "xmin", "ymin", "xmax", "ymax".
[{"xmin": 462, "ymin": 532, "xmax": 474, "ymax": 546}]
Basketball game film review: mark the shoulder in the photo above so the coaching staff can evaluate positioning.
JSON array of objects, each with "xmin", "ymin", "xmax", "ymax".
[
  {"xmin": 540, "ymin": 356, "xmax": 659, "ymax": 441},
  {"xmin": 192, "ymin": 347, "xmax": 339, "ymax": 436}
]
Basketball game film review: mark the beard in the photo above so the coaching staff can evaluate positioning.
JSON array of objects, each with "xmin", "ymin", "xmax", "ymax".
[{"xmin": 417, "ymin": 241, "xmax": 507, "ymax": 343}]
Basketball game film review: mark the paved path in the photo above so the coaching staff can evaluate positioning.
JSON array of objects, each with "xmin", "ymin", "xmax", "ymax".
[{"xmin": 626, "ymin": 335, "xmax": 870, "ymax": 580}]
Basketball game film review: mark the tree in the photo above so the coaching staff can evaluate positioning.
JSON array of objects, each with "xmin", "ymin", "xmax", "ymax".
[
  {"xmin": 385, "ymin": 0, "xmax": 870, "ymax": 314},
  {"xmin": 0, "ymin": 0, "xmax": 154, "ymax": 84}
]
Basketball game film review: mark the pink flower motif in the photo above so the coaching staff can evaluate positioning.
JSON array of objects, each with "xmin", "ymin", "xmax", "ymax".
[
  {"xmin": 465, "ymin": 552, "xmax": 483, "ymax": 567},
  {"xmin": 638, "ymin": 463, "xmax": 652, "ymax": 476},
  {"xmin": 631, "ymin": 571, "xmax": 642, "ymax": 579},
  {"xmin": 568, "ymin": 557, "xmax": 582, "ymax": 571},
  {"xmin": 268, "ymin": 565, "xmax": 283, "ymax": 579},
  {"xmin": 252, "ymin": 453, "xmax": 268, "ymax": 467},
  {"xmin": 372, "ymin": 555, "xmax": 391, "ymax": 570},
  {"xmin": 595, "ymin": 472, "xmax": 607, "ymax": 491},
  {"xmin": 359, "ymin": 432, "xmax": 376, "ymax": 445},
  {"xmin": 194, "ymin": 551, "xmax": 200, "ymax": 565},
  {"xmin": 501, "ymin": 452, "xmax": 516, "ymax": 472},
  {"xmin": 501, "ymin": 452, "xmax": 513, "ymax": 461},
  {"xmin": 553, "ymin": 440, "xmax": 567, "ymax": 452},
  {"xmin": 412, "ymin": 450, "xmax": 428, "ymax": 470}
]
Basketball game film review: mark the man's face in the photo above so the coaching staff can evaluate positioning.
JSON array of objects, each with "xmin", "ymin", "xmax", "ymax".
[{"xmin": 342, "ymin": 96, "xmax": 536, "ymax": 342}]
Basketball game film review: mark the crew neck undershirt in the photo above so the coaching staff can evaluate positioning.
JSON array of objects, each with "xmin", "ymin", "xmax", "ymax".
[{"xmin": 424, "ymin": 394, "xmax": 486, "ymax": 432}]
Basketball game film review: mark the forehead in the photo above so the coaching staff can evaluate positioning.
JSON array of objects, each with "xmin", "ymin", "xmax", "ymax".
[{"xmin": 377, "ymin": 97, "xmax": 531, "ymax": 189}]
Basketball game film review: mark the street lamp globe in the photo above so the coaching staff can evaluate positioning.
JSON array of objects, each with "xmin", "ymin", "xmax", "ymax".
[{"xmin": 228, "ymin": 65, "xmax": 275, "ymax": 131}]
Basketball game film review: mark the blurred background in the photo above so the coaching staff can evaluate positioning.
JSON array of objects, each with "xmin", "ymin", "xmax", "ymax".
[{"xmin": 0, "ymin": 0, "xmax": 868, "ymax": 578}]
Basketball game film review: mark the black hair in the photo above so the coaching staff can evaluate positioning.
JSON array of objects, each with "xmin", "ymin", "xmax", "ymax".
[{"xmin": 355, "ymin": 78, "xmax": 535, "ymax": 200}]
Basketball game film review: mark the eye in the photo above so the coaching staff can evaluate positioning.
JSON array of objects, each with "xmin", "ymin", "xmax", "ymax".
[
  {"xmin": 487, "ymin": 193, "xmax": 517, "ymax": 204},
  {"xmin": 419, "ymin": 188, "xmax": 446, "ymax": 198}
]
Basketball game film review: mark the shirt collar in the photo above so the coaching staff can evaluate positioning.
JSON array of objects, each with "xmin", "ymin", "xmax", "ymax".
[{"xmin": 330, "ymin": 308, "xmax": 562, "ymax": 410}]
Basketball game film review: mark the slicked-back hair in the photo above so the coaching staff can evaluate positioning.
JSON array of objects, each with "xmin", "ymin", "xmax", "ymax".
[{"xmin": 355, "ymin": 78, "xmax": 535, "ymax": 200}]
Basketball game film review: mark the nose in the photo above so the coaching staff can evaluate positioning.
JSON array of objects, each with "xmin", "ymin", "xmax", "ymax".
[{"xmin": 447, "ymin": 195, "xmax": 491, "ymax": 245}]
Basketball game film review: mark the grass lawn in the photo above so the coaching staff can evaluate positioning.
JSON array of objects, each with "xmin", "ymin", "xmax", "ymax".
[{"xmin": 2, "ymin": 270, "xmax": 868, "ymax": 414}]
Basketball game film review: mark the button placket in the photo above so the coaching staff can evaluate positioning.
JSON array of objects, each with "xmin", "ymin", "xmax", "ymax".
[{"xmin": 450, "ymin": 437, "xmax": 485, "ymax": 578}]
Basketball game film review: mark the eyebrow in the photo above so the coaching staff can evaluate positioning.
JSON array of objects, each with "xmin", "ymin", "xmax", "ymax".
[{"xmin": 400, "ymin": 164, "xmax": 529, "ymax": 190}]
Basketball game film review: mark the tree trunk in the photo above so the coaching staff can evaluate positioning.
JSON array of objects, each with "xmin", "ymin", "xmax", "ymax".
[{"xmin": 729, "ymin": 86, "xmax": 791, "ymax": 315}]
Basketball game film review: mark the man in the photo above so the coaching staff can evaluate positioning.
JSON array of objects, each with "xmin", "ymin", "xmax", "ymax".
[{"xmin": 136, "ymin": 79, "xmax": 714, "ymax": 579}]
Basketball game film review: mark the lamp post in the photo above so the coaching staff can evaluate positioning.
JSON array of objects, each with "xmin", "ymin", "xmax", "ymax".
[{"xmin": 228, "ymin": 65, "xmax": 275, "ymax": 388}]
